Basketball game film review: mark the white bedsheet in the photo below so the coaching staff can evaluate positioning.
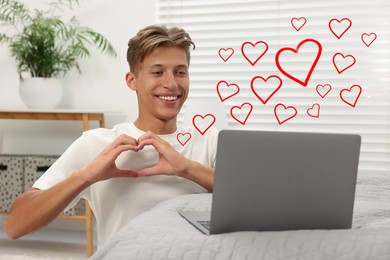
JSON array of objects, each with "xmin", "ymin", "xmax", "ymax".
[{"xmin": 91, "ymin": 171, "xmax": 390, "ymax": 260}]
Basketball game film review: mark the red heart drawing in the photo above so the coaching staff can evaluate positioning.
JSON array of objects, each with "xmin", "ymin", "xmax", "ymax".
[
  {"xmin": 192, "ymin": 114, "xmax": 216, "ymax": 135},
  {"xmin": 176, "ymin": 132, "xmax": 192, "ymax": 146},
  {"xmin": 275, "ymin": 38, "xmax": 322, "ymax": 87},
  {"xmin": 329, "ymin": 18, "xmax": 352, "ymax": 39},
  {"xmin": 274, "ymin": 103, "xmax": 298, "ymax": 125},
  {"xmin": 316, "ymin": 84, "xmax": 332, "ymax": 98},
  {"xmin": 230, "ymin": 102, "xmax": 253, "ymax": 125},
  {"xmin": 219, "ymin": 47, "xmax": 234, "ymax": 62},
  {"xmin": 241, "ymin": 41, "xmax": 268, "ymax": 66},
  {"xmin": 291, "ymin": 17, "xmax": 307, "ymax": 31},
  {"xmin": 250, "ymin": 75, "xmax": 282, "ymax": 104},
  {"xmin": 361, "ymin": 33, "xmax": 377, "ymax": 47},
  {"xmin": 216, "ymin": 80, "xmax": 240, "ymax": 102},
  {"xmin": 340, "ymin": 85, "xmax": 362, "ymax": 107},
  {"xmin": 307, "ymin": 103, "xmax": 320, "ymax": 118},
  {"xmin": 333, "ymin": 53, "xmax": 356, "ymax": 74}
]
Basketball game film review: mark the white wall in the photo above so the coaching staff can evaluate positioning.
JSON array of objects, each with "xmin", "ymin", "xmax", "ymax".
[{"xmin": 0, "ymin": 0, "xmax": 156, "ymax": 230}]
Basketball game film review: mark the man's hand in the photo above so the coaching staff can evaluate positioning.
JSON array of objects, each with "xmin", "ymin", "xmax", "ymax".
[
  {"xmin": 78, "ymin": 134, "xmax": 140, "ymax": 184},
  {"xmin": 136, "ymin": 131, "xmax": 190, "ymax": 177},
  {"xmin": 136, "ymin": 131, "xmax": 214, "ymax": 191}
]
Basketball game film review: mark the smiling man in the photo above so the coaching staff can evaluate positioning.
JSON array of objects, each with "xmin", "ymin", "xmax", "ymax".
[{"xmin": 4, "ymin": 25, "xmax": 219, "ymax": 247}]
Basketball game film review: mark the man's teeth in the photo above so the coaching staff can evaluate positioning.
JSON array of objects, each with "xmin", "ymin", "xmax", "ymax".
[{"xmin": 158, "ymin": 96, "xmax": 178, "ymax": 101}]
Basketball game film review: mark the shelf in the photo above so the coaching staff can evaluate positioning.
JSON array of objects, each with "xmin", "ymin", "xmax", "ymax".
[{"xmin": 0, "ymin": 109, "xmax": 105, "ymax": 257}]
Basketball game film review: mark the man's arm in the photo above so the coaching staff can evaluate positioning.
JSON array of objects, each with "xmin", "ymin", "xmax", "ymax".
[
  {"xmin": 3, "ymin": 134, "xmax": 139, "ymax": 240},
  {"xmin": 4, "ymin": 171, "xmax": 91, "ymax": 240}
]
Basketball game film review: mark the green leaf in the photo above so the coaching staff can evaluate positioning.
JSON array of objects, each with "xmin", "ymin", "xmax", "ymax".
[{"xmin": 1, "ymin": 0, "xmax": 117, "ymax": 78}]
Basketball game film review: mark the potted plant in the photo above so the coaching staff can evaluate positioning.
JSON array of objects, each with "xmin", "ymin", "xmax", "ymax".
[{"xmin": 0, "ymin": 0, "xmax": 117, "ymax": 108}]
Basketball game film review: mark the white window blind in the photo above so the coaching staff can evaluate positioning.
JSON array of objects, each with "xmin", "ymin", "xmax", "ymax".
[{"xmin": 156, "ymin": 0, "xmax": 390, "ymax": 171}]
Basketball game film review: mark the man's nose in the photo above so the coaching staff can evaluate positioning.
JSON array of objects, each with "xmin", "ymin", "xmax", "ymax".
[{"xmin": 162, "ymin": 73, "xmax": 178, "ymax": 88}]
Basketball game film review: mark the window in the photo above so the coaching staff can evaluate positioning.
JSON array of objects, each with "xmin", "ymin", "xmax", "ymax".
[{"xmin": 156, "ymin": 0, "xmax": 390, "ymax": 171}]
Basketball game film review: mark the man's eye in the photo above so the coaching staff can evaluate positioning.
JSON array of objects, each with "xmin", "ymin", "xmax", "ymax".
[
  {"xmin": 152, "ymin": 71, "xmax": 162, "ymax": 76},
  {"xmin": 176, "ymin": 71, "xmax": 187, "ymax": 76}
]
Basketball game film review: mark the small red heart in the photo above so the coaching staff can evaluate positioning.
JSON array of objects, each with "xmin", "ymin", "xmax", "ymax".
[
  {"xmin": 316, "ymin": 84, "xmax": 332, "ymax": 98},
  {"xmin": 230, "ymin": 102, "xmax": 253, "ymax": 125},
  {"xmin": 250, "ymin": 75, "xmax": 282, "ymax": 104},
  {"xmin": 192, "ymin": 114, "xmax": 216, "ymax": 135},
  {"xmin": 329, "ymin": 18, "xmax": 352, "ymax": 39},
  {"xmin": 333, "ymin": 53, "xmax": 356, "ymax": 74},
  {"xmin": 216, "ymin": 80, "xmax": 240, "ymax": 102},
  {"xmin": 241, "ymin": 41, "xmax": 268, "ymax": 66},
  {"xmin": 361, "ymin": 33, "xmax": 377, "ymax": 47},
  {"xmin": 218, "ymin": 47, "xmax": 234, "ymax": 62},
  {"xmin": 307, "ymin": 103, "xmax": 320, "ymax": 118},
  {"xmin": 340, "ymin": 85, "xmax": 362, "ymax": 107},
  {"xmin": 274, "ymin": 103, "xmax": 298, "ymax": 125},
  {"xmin": 177, "ymin": 132, "xmax": 192, "ymax": 146},
  {"xmin": 291, "ymin": 17, "xmax": 307, "ymax": 31}
]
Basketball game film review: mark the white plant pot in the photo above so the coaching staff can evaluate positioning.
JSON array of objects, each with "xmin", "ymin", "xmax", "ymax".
[{"xmin": 19, "ymin": 77, "xmax": 63, "ymax": 109}]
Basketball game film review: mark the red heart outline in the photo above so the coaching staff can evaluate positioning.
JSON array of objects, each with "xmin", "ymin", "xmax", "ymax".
[
  {"xmin": 176, "ymin": 132, "xmax": 192, "ymax": 146},
  {"xmin": 340, "ymin": 85, "xmax": 362, "ymax": 107},
  {"xmin": 329, "ymin": 18, "xmax": 352, "ymax": 39},
  {"xmin": 291, "ymin": 17, "xmax": 307, "ymax": 31},
  {"xmin": 218, "ymin": 47, "xmax": 234, "ymax": 62},
  {"xmin": 316, "ymin": 84, "xmax": 332, "ymax": 98},
  {"xmin": 275, "ymin": 38, "xmax": 322, "ymax": 87},
  {"xmin": 274, "ymin": 103, "xmax": 298, "ymax": 125},
  {"xmin": 192, "ymin": 114, "xmax": 216, "ymax": 135},
  {"xmin": 332, "ymin": 53, "xmax": 356, "ymax": 74},
  {"xmin": 250, "ymin": 75, "xmax": 282, "ymax": 104},
  {"xmin": 241, "ymin": 41, "xmax": 269, "ymax": 66},
  {"xmin": 230, "ymin": 102, "xmax": 253, "ymax": 125},
  {"xmin": 361, "ymin": 33, "xmax": 377, "ymax": 47},
  {"xmin": 307, "ymin": 103, "xmax": 320, "ymax": 118},
  {"xmin": 216, "ymin": 80, "xmax": 240, "ymax": 102}
]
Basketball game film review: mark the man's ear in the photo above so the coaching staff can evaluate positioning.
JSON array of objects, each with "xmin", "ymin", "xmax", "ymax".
[{"xmin": 125, "ymin": 72, "xmax": 137, "ymax": 91}]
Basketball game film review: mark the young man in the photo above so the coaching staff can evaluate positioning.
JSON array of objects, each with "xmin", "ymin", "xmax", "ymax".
[{"xmin": 3, "ymin": 25, "xmax": 218, "ymax": 246}]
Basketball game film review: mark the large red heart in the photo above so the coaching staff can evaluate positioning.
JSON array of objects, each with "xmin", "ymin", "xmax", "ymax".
[
  {"xmin": 192, "ymin": 114, "xmax": 216, "ymax": 135},
  {"xmin": 275, "ymin": 39, "xmax": 322, "ymax": 87},
  {"xmin": 230, "ymin": 102, "xmax": 253, "ymax": 125},
  {"xmin": 250, "ymin": 75, "xmax": 282, "ymax": 104},
  {"xmin": 241, "ymin": 41, "xmax": 268, "ymax": 66},
  {"xmin": 216, "ymin": 80, "xmax": 240, "ymax": 102}
]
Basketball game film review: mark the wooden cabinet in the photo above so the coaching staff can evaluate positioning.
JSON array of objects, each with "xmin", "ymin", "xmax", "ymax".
[{"xmin": 0, "ymin": 109, "xmax": 105, "ymax": 257}]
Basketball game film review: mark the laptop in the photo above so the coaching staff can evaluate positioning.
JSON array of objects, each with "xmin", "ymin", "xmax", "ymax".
[{"xmin": 179, "ymin": 129, "xmax": 361, "ymax": 235}]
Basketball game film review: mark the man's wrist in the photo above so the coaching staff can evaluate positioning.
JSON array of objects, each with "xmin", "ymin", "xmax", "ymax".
[{"xmin": 72, "ymin": 169, "xmax": 95, "ymax": 189}]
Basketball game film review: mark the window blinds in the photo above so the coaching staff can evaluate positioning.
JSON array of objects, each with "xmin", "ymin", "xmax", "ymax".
[{"xmin": 156, "ymin": 0, "xmax": 390, "ymax": 171}]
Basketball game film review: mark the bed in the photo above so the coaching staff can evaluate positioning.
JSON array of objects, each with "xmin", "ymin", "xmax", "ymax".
[{"xmin": 91, "ymin": 170, "xmax": 390, "ymax": 260}]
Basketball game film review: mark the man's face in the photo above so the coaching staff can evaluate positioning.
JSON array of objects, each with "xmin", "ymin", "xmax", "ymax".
[{"xmin": 128, "ymin": 46, "xmax": 190, "ymax": 123}]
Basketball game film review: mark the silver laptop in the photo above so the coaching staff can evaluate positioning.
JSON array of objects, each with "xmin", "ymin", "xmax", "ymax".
[{"xmin": 179, "ymin": 129, "xmax": 361, "ymax": 235}]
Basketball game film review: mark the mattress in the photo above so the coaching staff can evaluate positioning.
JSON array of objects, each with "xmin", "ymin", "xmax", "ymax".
[{"xmin": 91, "ymin": 170, "xmax": 390, "ymax": 260}]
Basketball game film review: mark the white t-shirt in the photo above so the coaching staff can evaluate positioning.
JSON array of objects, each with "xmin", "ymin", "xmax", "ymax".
[{"xmin": 33, "ymin": 123, "xmax": 219, "ymax": 246}]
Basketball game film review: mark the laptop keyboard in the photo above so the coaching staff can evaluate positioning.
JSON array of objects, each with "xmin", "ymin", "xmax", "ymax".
[{"xmin": 198, "ymin": 220, "xmax": 211, "ymax": 230}]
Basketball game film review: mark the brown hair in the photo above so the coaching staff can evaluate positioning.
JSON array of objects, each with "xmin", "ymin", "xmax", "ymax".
[{"xmin": 127, "ymin": 25, "xmax": 195, "ymax": 74}]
